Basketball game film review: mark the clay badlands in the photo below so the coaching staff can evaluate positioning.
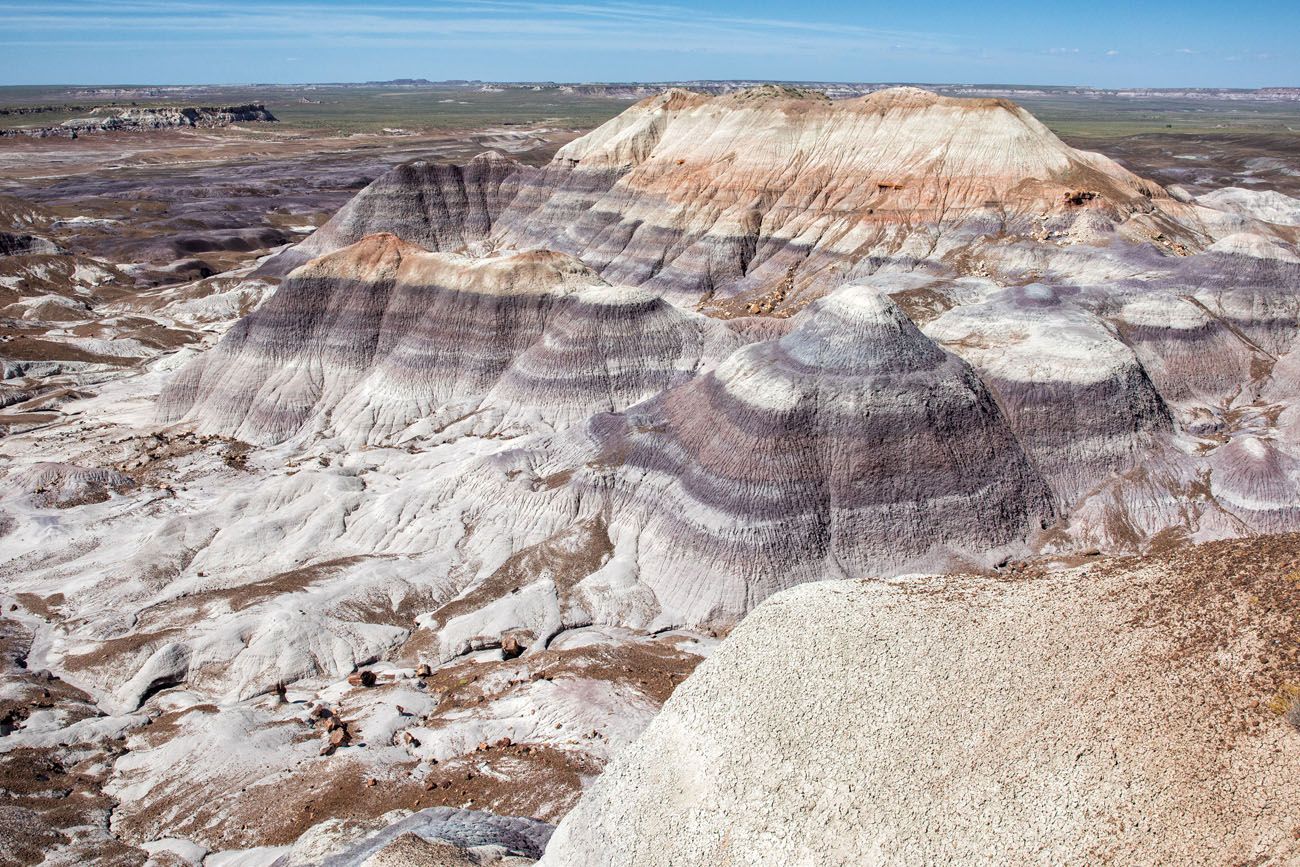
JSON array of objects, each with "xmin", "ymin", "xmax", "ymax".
[{"xmin": 2, "ymin": 84, "xmax": 1300, "ymax": 864}]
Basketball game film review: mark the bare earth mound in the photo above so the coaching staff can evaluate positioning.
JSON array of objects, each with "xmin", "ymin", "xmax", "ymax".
[{"xmin": 541, "ymin": 537, "xmax": 1300, "ymax": 865}]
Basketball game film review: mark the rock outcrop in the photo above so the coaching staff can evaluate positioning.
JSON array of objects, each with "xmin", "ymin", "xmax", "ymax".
[
  {"xmin": 0, "ymin": 103, "xmax": 277, "ymax": 138},
  {"xmin": 271, "ymin": 152, "xmax": 523, "ymax": 275},
  {"xmin": 158, "ymin": 86, "xmax": 1300, "ymax": 632},
  {"xmin": 86, "ymin": 102, "xmax": 276, "ymax": 127},
  {"xmin": 275, "ymin": 807, "xmax": 552, "ymax": 866},
  {"xmin": 1198, "ymin": 186, "xmax": 1300, "ymax": 227},
  {"xmin": 8, "ymin": 462, "xmax": 137, "ymax": 509},
  {"xmin": 924, "ymin": 283, "xmax": 1173, "ymax": 505},
  {"xmin": 0, "ymin": 231, "xmax": 62, "ymax": 256},
  {"xmin": 10, "ymin": 84, "xmax": 1300, "ymax": 862}
]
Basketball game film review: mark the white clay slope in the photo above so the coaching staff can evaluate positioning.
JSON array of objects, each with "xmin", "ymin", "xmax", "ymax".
[{"xmin": 541, "ymin": 545, "xmax": 1300, "ymax": 866}]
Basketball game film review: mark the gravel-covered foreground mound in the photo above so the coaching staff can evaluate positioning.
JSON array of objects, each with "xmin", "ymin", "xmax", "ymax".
[{"xmin": 541, "ymin": 539, "xmax": 1300, "ymax": 865}]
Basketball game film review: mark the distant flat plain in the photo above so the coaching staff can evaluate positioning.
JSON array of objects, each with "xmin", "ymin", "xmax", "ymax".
[
  {"xmin": 0, "ymin": 84, "xmax": 632, "ymax": 133},
  {"xmin": 4, "ymin": 82, "xmax": 1300, "ymax": 137}
]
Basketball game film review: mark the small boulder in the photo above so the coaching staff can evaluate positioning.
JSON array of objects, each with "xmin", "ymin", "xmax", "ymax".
[
  {"xmin": 329, "ymin": 727, "xmax": 351, "ymax": 749},
  {"xmin": 501, "ymin": 636, "xmax": 526, "ymax": 660}
]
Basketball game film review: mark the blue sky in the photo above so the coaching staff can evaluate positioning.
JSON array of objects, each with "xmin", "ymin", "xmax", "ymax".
[{"xmin": 1, "ymin": 0, "xmax": 1296, "ymax": 88}]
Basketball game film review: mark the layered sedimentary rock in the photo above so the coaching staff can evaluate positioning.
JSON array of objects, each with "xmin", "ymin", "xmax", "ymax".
[
  {"xmin": 271, "ymin": 151, "xmax": 524, "ymax": 276},
  {"xmin": 541, "ymin": 540, "xmax": 1300, "ymax": 865},
  {"xmin": 497, "ymin": 86, "xmax": 1188, "ymax": 307},
  {"xmin": 161, "ymin": 86, "xmax": 1300, "ymax": 622},
  {"xmin": 162, "ymin": 233, "xmax": 735, "ymax": 444},
  {"xmin": 87, "ymin": 102, "xmax": 277, "ymax": 127},
  {"xmin": 924, "ymin": 283, "xmax": 1172, "ymax": 504},
  {"xmin": 278, "ymin": 86, "xmax": 1191, "ymax": 309},
  {"xmin": 580, "ymin": 286, "xmax": 1053, "ymax": 621},
  {"xmin": 12, "ymin": 84, "xmax": 1300, "ymax": 862},
  {"xmin": 1111, "ymin": 245, "xmax": 1300, "ymax": 410},
  {"xmin": 8, "ymin": 462, "xmax": 136, "ymax": 508},
  {"xmin": 1198, "ymin": 187, "xmax": 1300, "ymax": 227}
]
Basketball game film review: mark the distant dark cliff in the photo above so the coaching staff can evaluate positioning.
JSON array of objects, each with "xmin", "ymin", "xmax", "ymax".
[{"xmin": 0, "ymin": 103, "xmax": 277, "ymax": 138}]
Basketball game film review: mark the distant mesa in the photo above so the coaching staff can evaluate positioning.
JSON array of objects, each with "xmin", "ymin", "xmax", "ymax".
[
  {"xmin": 363, "ymin": 78, "xmax": 438, "ymax": 86},
  {"xmin": 0, "ymin": 103, "xmax": 277, "ymax": 138}
]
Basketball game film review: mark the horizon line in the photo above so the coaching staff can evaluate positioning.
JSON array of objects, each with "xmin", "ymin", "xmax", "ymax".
[{"xmin": 3, "ymin": 78, "xmax": 1298, "ymax": 92}]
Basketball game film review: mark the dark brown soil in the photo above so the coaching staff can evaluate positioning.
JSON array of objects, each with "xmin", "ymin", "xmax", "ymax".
[
  {"xmin": 1101, "ymin": 533, "xmax": 1300, "ymax": 732},
  {"xmin": 0, "ymin": 617, "xmax": 146, "ymax": 866}
]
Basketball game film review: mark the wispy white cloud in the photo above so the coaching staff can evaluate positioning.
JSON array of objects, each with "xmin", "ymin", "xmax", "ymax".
[
  {"xmin": 3, "ymin": 0, "xmax": 1291, "ymax": 87},
  {"xmin": 0, "ymin": 0, "xmax": 962, "ymax": 58}
]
